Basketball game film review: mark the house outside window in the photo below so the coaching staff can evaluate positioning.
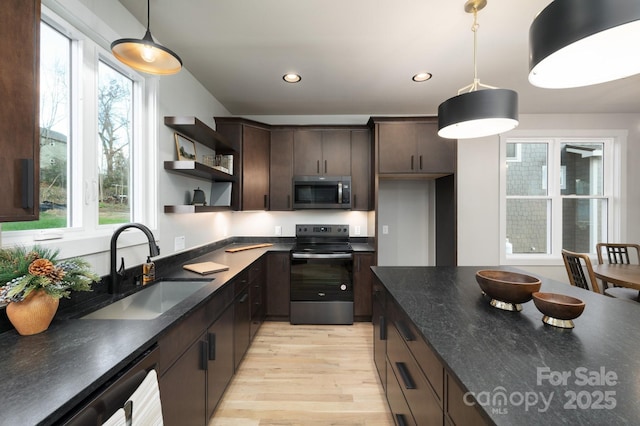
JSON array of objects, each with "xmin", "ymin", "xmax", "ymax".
[{"xmin": 501, "ymin": 134, "xmax": 619, "ymax": 263}]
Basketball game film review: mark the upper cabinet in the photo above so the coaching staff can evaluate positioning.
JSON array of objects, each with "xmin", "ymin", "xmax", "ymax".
[
  {"xmin": 293, "ymin": 129, "xmax": 351, "ymax": 176},
  {"xmin": 371, "ymin": 117, "xmax": 456, "ymax": 176},
  {"xmin": 215, "ymin": 118, "xmax": 270, "ymax": 211},
  {"xmin": 350, "ymin": 129, "xmax": 373, "ymax": 211},
  {"xmin": 0, "ymin": 0, "xmax": 40, "ymax": 222},
  {"xmin": 269, "ymin": 129, "xmax": 294, "ymax": 211}
]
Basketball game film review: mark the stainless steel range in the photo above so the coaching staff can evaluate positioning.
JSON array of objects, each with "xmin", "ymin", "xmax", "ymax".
[{"xmin": 290, "ymin": 224, "xmax": 354, "ymax": 325}]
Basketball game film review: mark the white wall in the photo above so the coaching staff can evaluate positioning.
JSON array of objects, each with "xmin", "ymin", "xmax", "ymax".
[
  {"xmin": 377, "ymin": 180, "xmax": 434, "ymax": 266},
  {"xmin": 457, "ymin": 113, "xmax": 640, "ymax": 267}
]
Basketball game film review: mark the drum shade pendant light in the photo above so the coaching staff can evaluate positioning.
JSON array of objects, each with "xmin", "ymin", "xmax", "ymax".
[
  {"xmin": 438, "ymin": 0, "xmax": 518, "ymax": 139},
  {"xmin": 111, "ymin": 0, "xmax": 182, "ymax": 75},
  {"xmin": 529, "ymin": 0, "xmax": 640, "ymax": 88}
]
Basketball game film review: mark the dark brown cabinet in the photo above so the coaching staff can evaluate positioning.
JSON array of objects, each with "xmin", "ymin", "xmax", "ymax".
[
  {"xmin": 353, "ymin": 252, "xmax": 375, "ymax": 320},
  {"xmin": 215, "ymin": 118, "xmax": 270, "ymax": 211},
  {"xmin": 0, "ymin": 0, "xmax": 40, "ymax": 222},
  {"xmin": 372, "ymin": 278, "xmax": 387, "ymax": 389},
  {"xmin": 248, "ymin": 257, "xmax": 265, "ymax": 340},
  {"xmin": 265, "ymin": 252, "xmax": 290, "ymax": 320},
  {"xmin": 233, "ymin": 272, "xmax": 251, "ymax": 370},
  {"xmin": 293, "ymin": 129, "xmax": 351, "ymax": 176},
  {"xmin": 269, "ymin": 129, "xmax": 294, "ymax": 210},
  {"xmin": 374, "ymin": 118, "xmax": 455, "ymax": 176},
  {"xmin": 206, "ymin": 306, "xmax": 234, "ymax": 419},
  {"xmin": 350, "ymin": 129, "xmax": 373, "ymax": 211}
]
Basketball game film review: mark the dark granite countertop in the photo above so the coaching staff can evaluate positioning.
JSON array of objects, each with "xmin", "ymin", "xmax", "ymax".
[
  {"xmin": 372, "ymin": 266, "xmax": 640, "ymax": 425},
  {"xmin": 0, "ymin": 242, "xmax": 292, "ymax": 426}
]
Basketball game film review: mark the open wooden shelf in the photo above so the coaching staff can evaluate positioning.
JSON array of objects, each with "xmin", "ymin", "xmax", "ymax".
[
  {"xmin": 164, "ymin": 161, "xmax": 235, "ymax": 182},
  {"xmin": 164, "ymin": 205, "xmax": 232, "ymax": 214},
  {"xmin": 164, "ymin": 116, "xmax": 235, "ymax": 153}
]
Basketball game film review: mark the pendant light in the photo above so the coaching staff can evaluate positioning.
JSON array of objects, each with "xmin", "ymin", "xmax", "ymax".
[
  {"xmin": 111, "ymin": 0, "xmax": 182, "ymax": 75},
  {"xmin": 529, "ymin": 0, "xmax": 640, "ymax": 89},
  {"xmin": 437, "ymin": 0, "xmax": 518, "ymax": 140}
]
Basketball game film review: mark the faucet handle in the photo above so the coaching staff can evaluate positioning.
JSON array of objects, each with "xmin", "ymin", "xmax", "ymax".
[{"xmin": 118, "ymin": 257, "xmax": 126, "ymax": 276}]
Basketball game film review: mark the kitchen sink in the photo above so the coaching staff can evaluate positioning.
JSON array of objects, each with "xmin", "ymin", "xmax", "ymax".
[{"xmin": 82, "ymin": 280, "xmax": 210, "ymax": 320}]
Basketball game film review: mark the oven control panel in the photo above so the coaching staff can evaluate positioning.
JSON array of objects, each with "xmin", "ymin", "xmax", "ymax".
[{"xmin": 296, "ymin": 224, "xmax": 349, "ymax": 237}]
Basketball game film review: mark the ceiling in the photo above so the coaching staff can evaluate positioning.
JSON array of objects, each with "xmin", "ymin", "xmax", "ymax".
[{"xmin": 117, "ymin": 0, "xmax": 640, "ymax": 117}]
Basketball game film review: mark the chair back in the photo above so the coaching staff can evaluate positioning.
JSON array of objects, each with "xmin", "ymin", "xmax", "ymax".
[
  {"xmin": 596, "ymin": 243, "xmax": 640, "ymax": 265},
  {"xmin": 561, "ymin": 249, "xmax": 601, "ymax": 294}
]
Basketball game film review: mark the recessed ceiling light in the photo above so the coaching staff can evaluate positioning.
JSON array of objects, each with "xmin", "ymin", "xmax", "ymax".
[
  {"xmin": 412, "ymin": 72, "xmax": 432, "ymax": 82},
  {"xmin": 283, "ymin": 73, "xmax": 302, "ymax": 83}
]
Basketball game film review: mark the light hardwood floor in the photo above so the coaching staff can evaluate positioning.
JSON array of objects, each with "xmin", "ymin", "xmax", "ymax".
[{"xmin": 210, "ymin": 321, "xmax": 394, "ymax": 426}]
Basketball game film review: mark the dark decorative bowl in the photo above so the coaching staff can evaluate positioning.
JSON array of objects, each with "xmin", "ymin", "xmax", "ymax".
[
  {"xmin": 475, "ymin": 270, "xmax": 542, "ymax": 311},
  {"xmin": 532, "ymin": 292, "xmax": 585, "ymax": 329}
]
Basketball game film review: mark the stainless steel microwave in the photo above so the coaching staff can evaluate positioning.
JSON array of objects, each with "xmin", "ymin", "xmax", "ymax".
[{"xmin": 292, "ymin": 176, "xmax": 351, "ymax": 209}]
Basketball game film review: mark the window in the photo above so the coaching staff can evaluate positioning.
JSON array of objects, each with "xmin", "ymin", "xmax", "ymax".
[
  {"xmin": 502, "ymin": 135, "xmax": 617, "ymax": 261},
  {"xmin": 2, "ymin": 6, "xmax": 157, "ymax": 256}
]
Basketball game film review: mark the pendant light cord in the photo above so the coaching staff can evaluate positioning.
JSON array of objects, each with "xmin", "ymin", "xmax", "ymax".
[
  {"xmin": 146, "ymin": 0, "xmax": 151, "ymax": 31},
  {"xmin": 471, "ymin": 7, "xmax": 479, "ymax": 91}
]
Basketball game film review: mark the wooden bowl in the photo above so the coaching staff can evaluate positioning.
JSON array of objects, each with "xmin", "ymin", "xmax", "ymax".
[
  {"xmin": 475, "ymin": 270, "xmax": 542, "ymax": 311},
  {"xmin": 532, "ymin": 292, "xmax": 585, "ymax": 329}
]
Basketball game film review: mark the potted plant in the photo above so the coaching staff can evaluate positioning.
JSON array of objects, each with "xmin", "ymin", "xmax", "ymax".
[{"xmin": 0, "ymin": 246, "xmax": 99, "ymax": 335}]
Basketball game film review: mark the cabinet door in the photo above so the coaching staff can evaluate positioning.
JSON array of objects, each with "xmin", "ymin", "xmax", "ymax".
[
  {"xmin": 242, "ymin": 125, "xmax": 270, "ymax": 210},
  {"xmin": 386, "ymin": 359, "xmax": 417, "ymax": 426},
  {"xmin": 417, "ymin": 122, "xmax": 455, "ymax": 174},
  {"xmin": 293, "ymin": 130, "xmax": 323, "ymax": 175},
  {"xmin": 321, "ymin": 130, "xmax": 351, "ymax": 176},
  {"xmin": 378, "ymin": 123, "xmax": 418, "ymax": 174},
  {"xmin": 354, "ymin": 253, "xmax": 375, "ymax": 319},
  {"xmin": 269, "ymin": 130, "xmax": 293, "ymax": 210},
  {"xmin": 0, "ymin": 0, "xmax": 40, "ymax": 222},
  {"xmin": 206, "ymin": 306, "xmax": 234, "ymax": 420},
  {"xmin": 350, "ymin": 129, "xmax": 372, "ymax": 210},
  {"xmin": 266, "ymin": 252, "xmax": 290, "ymax": 319},
  {"xmin": 160, "ymin": 338, "xmax": 207, "ymax": 426},
  {"xmin": 234, "ymin": 286, "xmax": 251, "ymax": 370}
]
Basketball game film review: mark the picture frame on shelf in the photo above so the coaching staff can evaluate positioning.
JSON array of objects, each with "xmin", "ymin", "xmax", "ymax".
[{"xmin": 175, "ymin": 133, "xmax": 197, "ymax": 161}]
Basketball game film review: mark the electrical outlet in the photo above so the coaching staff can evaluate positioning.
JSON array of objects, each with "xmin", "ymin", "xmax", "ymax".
[
  {"xmin": 275, "ymin": 226, "xmax": 282, "ymax": 236},
  {"xmin": 354, "ymin": 226, "xmax": 361, "ymax": 235},
  {"xmin": 174, "ymin": 236, "xmax": 185, "ymax": 251},
  {"xmin": 382, "ymin": 225, "xmax": 389, "ymax": 235}
]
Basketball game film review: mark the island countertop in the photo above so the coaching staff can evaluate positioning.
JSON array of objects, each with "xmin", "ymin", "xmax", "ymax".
[{"xmin": 372, "ymin": 266, "xmax": 640, "ymax": 425}]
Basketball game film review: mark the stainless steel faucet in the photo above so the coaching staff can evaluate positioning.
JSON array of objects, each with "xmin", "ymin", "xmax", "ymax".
[{"xmin": 110, "ymin": 223, "xmax": 160, "ymax": 294}]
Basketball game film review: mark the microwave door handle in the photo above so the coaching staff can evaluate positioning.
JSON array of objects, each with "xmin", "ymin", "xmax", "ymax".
[{"xmin": 338, "ymin": 181, "xmax": 343, "ymax": 204}]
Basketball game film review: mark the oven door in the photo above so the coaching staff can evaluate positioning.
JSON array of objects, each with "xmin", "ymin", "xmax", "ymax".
[{"xmin": 290, "ymin": 253, "xmax": 353, "ymax": 301}]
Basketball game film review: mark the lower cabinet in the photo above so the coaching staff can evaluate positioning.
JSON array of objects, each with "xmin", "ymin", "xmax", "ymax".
[
  {"xmin": 372, "ymin": 277, "xmax": 387, "ymax": 389},
  {"xmin": 249, "ymin": 257, "xmax": 265, "ymax": 340},
  {"xmin": 265, "ymin": 252, "xmax": 290, "ymax": 319},
  {"xmin": 206, "ymin": 306, "xmax": 235, "ymax": 420},
  {"xmin": 377, "ymin": 278, "xmax": 490, "ymax": 426},
  {"xmin": 354, "ymin": 252, "xmax": 375, "ymax": 320},
  {"xmin": 234, "ymin": 276, "xmax": 252, "ymax": 371}
]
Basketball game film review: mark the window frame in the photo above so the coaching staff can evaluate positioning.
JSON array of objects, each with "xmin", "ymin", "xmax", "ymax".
[
  {"xmin": 500, "ymin": 130, "xmax": 624, "ymax": 265},
  {"xmin": 1, "ymin": 4, "xmax": 158, "ymax": 259}
]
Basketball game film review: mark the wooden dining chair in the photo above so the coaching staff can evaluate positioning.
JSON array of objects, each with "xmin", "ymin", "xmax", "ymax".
[
  {"xmin": 561, "ymin": 249, "xmax": 601, "ymax": 294},
  {"xmin": 595, "ymin": 243, "xmax": 640, "ymax": 301}
]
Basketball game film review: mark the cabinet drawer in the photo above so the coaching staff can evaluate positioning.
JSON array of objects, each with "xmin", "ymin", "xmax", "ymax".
[
  {"xmin": 387, "ymin": 325, "xmax": 443, "ymax": 425},
  {"xmin": 248, "ymin": 259, "xmax": 264, "ymax": 283},
  {"xmin": 389, "ymin": 301, "xmax": 444, "ymax": 402},
  {"xmin": 386, "ymin": 359, "xmax": 416, "ymax": 426},
  {"xmin": 446, "ymin": 373, "xmax": 491, "ymax": 426}
]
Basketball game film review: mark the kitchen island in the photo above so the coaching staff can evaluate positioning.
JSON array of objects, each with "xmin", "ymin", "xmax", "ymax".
[{"xmin": 372, "ymin": 266, "xmax": 640, "ymax": 425}]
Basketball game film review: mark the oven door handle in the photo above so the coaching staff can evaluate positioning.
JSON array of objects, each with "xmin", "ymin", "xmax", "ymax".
[{"xmin": 291, "ymin": 252, "xmax": 353, "ymax": 260}]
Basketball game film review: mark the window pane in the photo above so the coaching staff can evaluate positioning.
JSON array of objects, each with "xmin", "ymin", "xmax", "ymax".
[
  {"xmin": 561, "ymin": 143, "xmax": 603, "ymax": 196},
  {"xmin": 98, "ymin": 61, "xmax": 132, "ymax": 225},
  {"xmin": 3, "ymin": 23, "xmax": 71, "ymax": 231},
  {"xmin": 506, "ymin": 199, "xmax": 550, "ymax": 254},
  {"xmin": 506, "ymin": 143, "xmax": 548, "ymax": 196},
  {"xmin": 562, "ymin": 198, "xmax": 607, "ymax": 253}
]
